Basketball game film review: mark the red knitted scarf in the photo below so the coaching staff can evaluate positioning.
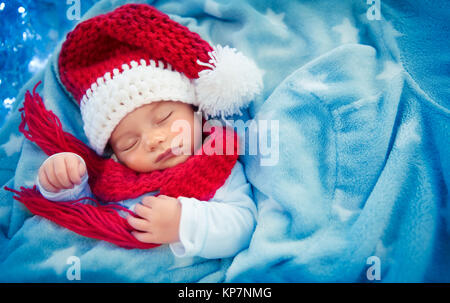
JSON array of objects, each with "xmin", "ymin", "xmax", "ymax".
[{"xmin": 5, "ymin": 82, "xmax": 239, "ymax": 249}]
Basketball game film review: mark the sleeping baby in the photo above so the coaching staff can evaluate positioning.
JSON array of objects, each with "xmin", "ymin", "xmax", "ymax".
[
  {"xmin": 29, "ymin": 3, "xmax": 263, "ymax": 258},
  {"xmin": 36, "ymin": 101, "xmax": 256, "ymax": 258}
]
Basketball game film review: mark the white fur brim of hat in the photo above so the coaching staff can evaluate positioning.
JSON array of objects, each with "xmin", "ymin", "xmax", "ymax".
[{"xmin": 80, "ymin": 45, "xmax": 263, "ymax": 155}]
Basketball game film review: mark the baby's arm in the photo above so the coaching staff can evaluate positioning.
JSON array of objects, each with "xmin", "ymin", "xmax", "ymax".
[
  {"xmin": 169, "ymin": 161, "xmax": 257, "ymax": 259},
  {"xmin": 36, "ymin": 152, "xmax": 93, "ymax": 201}
]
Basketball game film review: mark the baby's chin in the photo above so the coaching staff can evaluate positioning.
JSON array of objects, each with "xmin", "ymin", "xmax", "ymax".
[
  {"xmin": 158, "ymin": 153, "xmax": 192, "ymax": 170},
  {"xmin": 129, "ymin": 153, "xmax": 192, "ymax": 173}
]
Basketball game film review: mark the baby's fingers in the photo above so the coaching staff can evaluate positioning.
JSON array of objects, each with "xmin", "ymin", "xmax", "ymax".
[
  {"xmin": 127, "ymin": 215, "xmax": 150, "ymax": 232},
  {"xmin": 53, "ymin": 156, "xmax": 73, "ymax": 189},
  {"xmin": 44, "ymin": 161, "xmax": 64, "ymax": 190},
  {"xmin": 131, "ymin": 231, "xmax": 156, "ymax": 244},
  {"xmin": 134, "ymin": 203, "xmax": 152, "ymax": 219},
  {"xmin": 38, "ymin": 167, "xmax": 59, "ymax": 193},
  {"xmin": 65, "ymin": 156, "xmax": 85, "ymax": 185}
]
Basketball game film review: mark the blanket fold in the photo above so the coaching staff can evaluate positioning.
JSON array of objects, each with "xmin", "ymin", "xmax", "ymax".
[{"xmin": 226, "ymin": 44, "xmax": 449, "ymax": 282}]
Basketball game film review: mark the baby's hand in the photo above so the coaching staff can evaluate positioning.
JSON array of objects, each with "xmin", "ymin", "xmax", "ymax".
[
  {"xmin": 38, "ymin": 152, "xmax": 87, "ymax": 193},
  {"xmin": 128, "ymin": 195, "xmax": 181, "ymax": 244}
]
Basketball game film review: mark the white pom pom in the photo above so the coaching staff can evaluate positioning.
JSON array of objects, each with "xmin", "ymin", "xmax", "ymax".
[{"xmin": 195, "ymin": 45, "xmax": 263, "ymax": 118}]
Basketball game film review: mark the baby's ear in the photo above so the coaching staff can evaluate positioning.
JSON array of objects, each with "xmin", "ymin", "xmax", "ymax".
[
  {"xmin": 104, "ymin": 143, "xmax": 122, "ymax": 163},
  {"xmin": 103, "ymin": 143, "xmax": 114, "ymax": 158}
]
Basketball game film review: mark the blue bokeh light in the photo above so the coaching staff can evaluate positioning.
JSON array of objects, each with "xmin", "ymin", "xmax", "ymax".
[{"xmin": 0, "ymin": 0, "xmax": 97, "ymax": 127}]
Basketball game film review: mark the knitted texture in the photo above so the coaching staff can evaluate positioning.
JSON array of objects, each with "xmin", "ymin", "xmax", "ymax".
[
  {"xmin": 58, "ymin": 3, "xmax": 215, "ymax": 154},
  {"xmin": 57, "ymin": 3, "xmax": 262, "ymax": 155},
  {"xmin": 58, "ymin": 3, "xmax": 212, "ymax": 104},
  {"xmin": 79, "ymin": 59, "xmax": 196, "ymax": 154},
  {"xmin": 5, "ymin": 83, "xmax": 239, "ymax": 249}
]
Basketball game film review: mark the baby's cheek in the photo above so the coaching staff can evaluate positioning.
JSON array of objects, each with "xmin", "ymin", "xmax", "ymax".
[{"xmin": 120, "ymin": 153, "xmax": 141, "ymax": 169}]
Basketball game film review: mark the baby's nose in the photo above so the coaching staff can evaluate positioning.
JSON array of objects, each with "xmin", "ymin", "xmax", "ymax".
[{"xmin": 144, "ymin": 133, "xmax": 165, "ymax": 151}]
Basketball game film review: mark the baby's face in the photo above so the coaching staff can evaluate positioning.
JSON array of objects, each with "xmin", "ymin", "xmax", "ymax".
[{"xmin": 109, "ymin": 101, "xmax": 202, "ymax": 173}]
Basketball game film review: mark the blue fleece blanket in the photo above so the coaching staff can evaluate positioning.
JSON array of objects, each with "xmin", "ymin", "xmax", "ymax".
[{"xmin": 0, "ymin": 0, "xmax": 449, "ymax": 282}]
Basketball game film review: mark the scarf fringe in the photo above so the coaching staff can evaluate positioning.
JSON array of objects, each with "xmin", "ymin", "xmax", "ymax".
[
  {"xmin": 6, "ymin": 81, "xmax": 238, "ymax": 249},
  {"xmin": 4, "ymin": 186, "xmax": 159, "ymax": 249}
]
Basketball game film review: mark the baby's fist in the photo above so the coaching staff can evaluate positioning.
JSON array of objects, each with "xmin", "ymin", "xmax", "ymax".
[{"xmin": 38, "ymin": 152, "xmax": 87, "ymax": 193}]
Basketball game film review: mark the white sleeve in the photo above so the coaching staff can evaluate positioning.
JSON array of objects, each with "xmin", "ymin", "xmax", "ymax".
[
  {"xmin": 169, "ymin": 161, "xmax": 257, "ymax": 259},
  {"xmin": 36, "ymin": 153, "xmax": 93, "ymax": 202}
]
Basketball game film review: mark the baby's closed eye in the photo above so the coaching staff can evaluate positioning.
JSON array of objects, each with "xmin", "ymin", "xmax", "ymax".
[
  {"xmin": 155, "ymin": 110, "xmax": 173, "ymax": 124},
  {"xmin": 118, "ymin": 138, "xmax": 138, "ymax": 151}
]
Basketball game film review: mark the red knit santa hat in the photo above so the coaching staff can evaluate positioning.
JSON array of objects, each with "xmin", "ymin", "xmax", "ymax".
[{"xmin": 58, "ymin": 3, "xmax": 263, "ymax": 155}]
